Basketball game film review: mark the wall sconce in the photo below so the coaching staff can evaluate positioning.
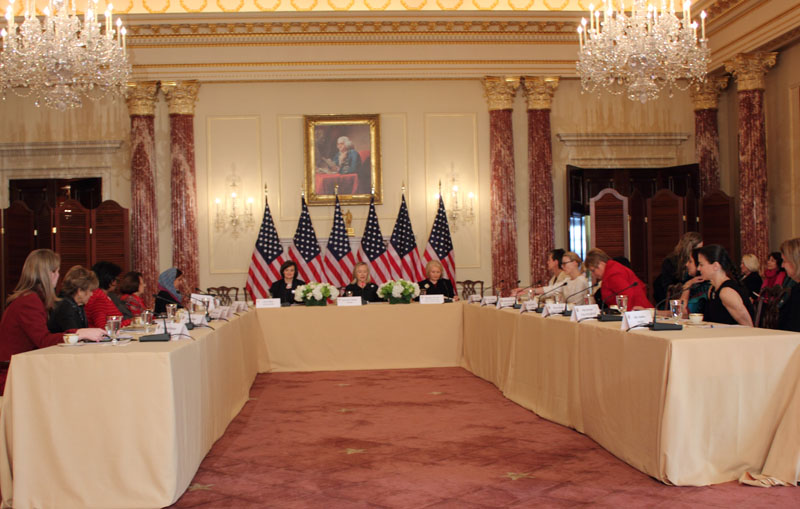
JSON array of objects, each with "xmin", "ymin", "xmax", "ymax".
[
  {"xmin": 214, "ymin": 170, "xmax": 255, "ymax": 234},
  {"xmin": 434, "ymin": 164, "xmax": 475, "ymax": 232}
]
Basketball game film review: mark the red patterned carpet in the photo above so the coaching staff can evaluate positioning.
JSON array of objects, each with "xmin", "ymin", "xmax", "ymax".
[{"xmin": 171, "ymin": 367, "xmax": 796, "ymax": 508}]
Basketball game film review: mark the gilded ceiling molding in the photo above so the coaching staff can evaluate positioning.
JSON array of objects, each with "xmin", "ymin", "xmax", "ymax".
[
  {"xmin": 400, "ymin": 0, "xmax": 427, "ymax": 10},
  {"xmin": 328, "ymin": 0, "xmax": 355, "ymax": 10},
  {"xmin": 125, "ymin": 81, "xmax": 160, "ymax": 116},
  {"xmin": 688, "ymin": 76, "xmax": 729, "ymax": 110},
  {"xmin": 473, "ymin": 0, "xmax": 499, "ymax": 10},
  {"xmin": 216, "ymin": 0, "xmax": 245, "ymax": 12},
  {"xmin": 543, "ymin": 0, "xmax": 569, "ymax": 10},
  {"xmin": 522, "ymin": 76, "xmax": 560, "ymax": 110},
  {"xmin": 365, "ymin": 0, "xmax": 391, "ymax": 9},
  {"xmin": 724, "ymin": 52, "xmax": 777, "ymax": 91},
  {"xmin": 507, "ymin": 0, "xmax": 533, "ymax": 10},
  {"xmin": 142, "ymin": 0, "xmax": 170, "ymax": 13},
  {"xmin": 180, "ymin": 0, "xmax": 207, "ymax": 12},
  {"xmin": 255, "ymin": 0, "xmax": 282, "ymax": 10},
  {"xmin": 162, "ymin": 81, "xmax": 201, "ymax": 115},
  {"xmin": 482, "ymin": 76, "xmax": 520, "ymax": 110},
  {"xmin": 436, "ymin": 0, "xmax": 464, "ymax": 10}
]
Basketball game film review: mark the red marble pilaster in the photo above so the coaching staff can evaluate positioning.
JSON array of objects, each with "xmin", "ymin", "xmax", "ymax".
[
  {"xmin": 694, "ymin": 109, "xmax": 721, "ymax": 198},
  {"xmin": 523, "ymin": 77, "xmax": 559, "ymax": 285},
  {"xmin": 163, "ymin": 82, "xmax": 201, "ymax": 302},
  {"xmin": 126, "ymin": 82, "xmax": 160, "ymax": 309},
  {"xmin": 483, "ymin": 77, "xmax": 520, "ymax": 295}
]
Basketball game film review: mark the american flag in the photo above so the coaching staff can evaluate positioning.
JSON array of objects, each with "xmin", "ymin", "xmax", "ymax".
[
  {"xmin": 323, "ymin": 196, "xmax": 356, "ymax": 288},
  {"xmin": 289, "ymin": 197, "xmax": 325, "ymax": 283},
  {"xmin": 358, "ymin": 195, "xmax": 393, "ymax": 285},
  {"xmin": 245, "ymin": 198, "xmax": 287, "ymax": 300},
  {"xmin": 424, "ymin": 195, "xmax": 456, "ymax": 283},
  {"xmin": 387, "ymin": 194, "xmax": 425, "ymax": 282}
]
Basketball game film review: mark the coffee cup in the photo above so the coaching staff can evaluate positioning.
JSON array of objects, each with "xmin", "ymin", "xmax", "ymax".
[
  {"xmin": 63, "ymin": 333, "xmax": 79, "ymax": 345},
  {"xmin": 689, "ymin": 313, "xmax": 703, "ymax": 324}
]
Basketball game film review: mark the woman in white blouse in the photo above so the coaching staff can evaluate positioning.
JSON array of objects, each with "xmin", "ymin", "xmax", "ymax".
[{"xmin": 560, "ymin": 251, "xmax": 590, "ymax": 304}]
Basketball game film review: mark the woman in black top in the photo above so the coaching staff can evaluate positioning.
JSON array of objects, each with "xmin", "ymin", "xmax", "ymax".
[
  {"xmin": 653, "ymin": 232, "xmax": 703, "ymax": 307},
  {"xmin": 269, "ymin": 260, "xmax": 305, "ymax": 304},
  {"xmin": 738, "ymin": 254, "xmax": 763, "ymax": 302},
  {"xmin": 778, "ymin": 238, "xmax": 800, "ymax": 332},
  {"xmin": 418, "ymin": 260, "xmax": 458, "ymax": 300},
  {"xmin": 343, "ymin": 262, "xmax": 381, "ymax": 302},
  {"xmin": 697, "ymin": 245, "xmax": 754, "ymax": 326},
  {"xmin": 48, "ymin": 266, "xmax": 99, "ymax": 333}
]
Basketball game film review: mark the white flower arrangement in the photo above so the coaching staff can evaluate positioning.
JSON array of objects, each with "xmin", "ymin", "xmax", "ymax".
[
  {"xmin": 294, "ymin": 282, "xmax": 340, "ymax": 305},
  {"xmin": 377, "ymin": 279, "xmax": 420, "ymax": 303}
]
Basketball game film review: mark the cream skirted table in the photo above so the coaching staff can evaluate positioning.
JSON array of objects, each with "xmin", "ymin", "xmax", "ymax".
[{"xmin": 461, "ymin": 304, "xmax": 800, "ymax": 487}]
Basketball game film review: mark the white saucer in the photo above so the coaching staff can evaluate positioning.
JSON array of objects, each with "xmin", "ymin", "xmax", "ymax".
[{"xmin": 57, "ymin": 342, "xmax": 85, "ymax": 347}]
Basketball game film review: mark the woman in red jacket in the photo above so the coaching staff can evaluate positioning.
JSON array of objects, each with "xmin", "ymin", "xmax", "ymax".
[
  {"xmin": 0, "ymin": 250, "xmax": 104, "ymax": 393},
  {"xmin": 118, "ymin": 271, "xmax": 147, "ymax": 316},
  {"xmin": 84, "ymin": 261, "xmax": 132, "ymax": 329},
  {"xmin": 584, "ymin": 248, "xmax": 653, "ymax": 309}
]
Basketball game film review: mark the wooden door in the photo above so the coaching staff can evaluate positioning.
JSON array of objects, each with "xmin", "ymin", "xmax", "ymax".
[
  {"xmin": 54, "ymin": 199, "xmax": 92, "ymax": 282},
  {"xmin": 91, "ymin": 200, "xmax": 130, "ymax": 273},
  {"xmin": 2, "ymin": 201, "xmax": 36, "ymax": 311},
  {"xmin": 590, "ymin": 188, "xmax": 629, "ymax": 259},
  {"xmin": 700, "ymin": 190, "xmax": 736, "ymax": 258},
  {"xmin": 628, "ymin": 190, "xmax": 648, "ymax": 285},
  {"xmin": 646, "ymin": 189, "xmax": 685, "ymax": 294}
]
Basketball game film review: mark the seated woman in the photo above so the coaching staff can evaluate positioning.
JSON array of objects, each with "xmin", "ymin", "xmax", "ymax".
[
  {"xmin": 739, "ymin": 254, "xmax": 763, "ymax": 301},
  {"xmin": 778, "ymin": 238, "xmax": 800, "ymax": 332},
  {"xmin": 118, "ymin": 271, "xmax": 147, "ymax": 316},
  {"xmin": 48, "ymin": 266, "xmax": 98, "ymax": 333},
  {"xmin": 653, "ymin": 232, "xmax": 703, "ymax": 306},
  {"xmin": 697, "ymin": 245, "xmax": 754, "ymax": 326},
  {"xmin": 761, "ymin": 251, "xmax": 787, "ymax": 289},
  {"xmin": 344, "ymin": 262, "xmax": 381, "ymax": 302},
  {"xmin": 269, "ymin": 261, "xmax": 305, "ymax": 305},
  {"xmin": 560, "ymin": 251, "xmax": 589, "ymax": 304},
  {"xmin": 531, "ymin": 249, "xmax": 569, "ymax": 297},
  {"xmin": 85, "ymin": 261, "xmax": 131, "ymax": 328},
  {"xmin": 418, "ymin": 260, "xmax": 458, "ymax": 300},
  {"xmin": 584, "ymin": 248, "xmax": 652, "ymax": 309},
  {"xmin": 155, "ymin": 268, "xmax": 184, "ymax": 314},
  {"xmin": 680, "ymin": 248, "xmax": 711, "ymax": 316},
  {"xmin": 0, "ymin": 250, "xmax": 104, "ymax": 392}
]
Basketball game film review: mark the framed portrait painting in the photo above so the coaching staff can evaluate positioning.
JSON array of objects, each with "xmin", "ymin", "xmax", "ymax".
[{"xmin": 304, "ymin": 114, "xmax": 382, "ymax": 206}]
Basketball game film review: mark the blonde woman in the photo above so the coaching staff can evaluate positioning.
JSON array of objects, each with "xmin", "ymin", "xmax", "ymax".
[
  {"xmin": 344, "ymin": 262, "xmax": 381, "ymax": 302},
  {"xmin": 560, "ymin": 251, "xmax": 590, "ymax": 304},
  {"xmin": 739, "ymin": 254, "xmax": 762, "ymax": 300},
  {"xmin": 779, "ymin": 238, "xmax": 800, "ymax": 332},
  {"xmin": 418, "ymin": 260, "xmax": 458, "ymax": 300},
  {"xmin": 0, "ymin": 250, "xmax": 104, "ymax": 393}
]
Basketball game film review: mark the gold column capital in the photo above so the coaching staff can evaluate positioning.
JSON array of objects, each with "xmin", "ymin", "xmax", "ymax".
[
  {"xmin": 689, "ymin": 76, "xmax": 729, "ymax": 110},
  {"xmin": 482, "ymin": 76, "xmax": 520, "ymax": 111},
  {"xmin": 724, "ymin": 52, "xmax": 777, "ymax": 91},
  {"xmin": 125, "ymin": 81, "xmax": 159, "ymax": 116},
  {"xmin": 162, "ymin": 81, "xmax": 201, "ymax": 115},
  {"xmin": 522, "ymin": 76, "xmax": 560, "ymax": 110}
]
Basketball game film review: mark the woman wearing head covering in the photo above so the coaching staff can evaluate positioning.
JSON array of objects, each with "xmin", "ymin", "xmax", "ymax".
[
  {"xmin": 0, "ymin": 250, "xmax": 104, "ymax": 392},
  {"xmin": 155, "ymin": 268, "xmax": 184, "ymax": 314},
  {"xmin": 697, "ymin": 245, "xmax": 754, "ymax": 326},
  {"xmin": 84, "ymin": 261, "xmax": 131, "ymax": 328},
  {"xmin": 418, "ymin": 260, "xmax": 458, "ymax": 300},
  {"xmin": 269, "ymin": 261, "xmax": 305, "ymax": 305},
  {"xmin": 48, "ymin": 265, "xmax": 98, "ymax": 333}
]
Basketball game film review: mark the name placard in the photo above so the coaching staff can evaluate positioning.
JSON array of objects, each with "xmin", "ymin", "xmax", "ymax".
[
  {"xmin": 191, "ymin": 293, "xmax": 215, "ymax": 311},
  {"xmin": 420, "ymin": 294, "xmax": 445, "ymax": 304},
  {"xmin": 336, "ymin": 296, "xmax": 363, "ymax": 306},
  {"xmin": 468, "ymin": 294, "xmax": 482, "ymax": 304},
  {"xmin": 519, "ymin": 300, "xmax": 538, "ymax": 314},
  {"xmin": 256, "ymin": 298, "xmax": 281, "ymax": 309},
  {"xmin": 233, "ymin": 301, "xmax": 249, "ymax": 312},
  {"xmin": 480, "ymin": 296, "xmax": 498, "ymax": 307},
  {"xmin": 622, "ymin": 310, "xmax": 653, "ymax": 331},
  {"xmin": 542, "ymin": 303, "xmax": 566, "ymax": 317},
  {"xmin": 496, "ymin": 297, "xmax": 516, "ymax": 309},
  {"xmin": 571, "ymin": 304, "xmax": 600, "ymax": 322}
]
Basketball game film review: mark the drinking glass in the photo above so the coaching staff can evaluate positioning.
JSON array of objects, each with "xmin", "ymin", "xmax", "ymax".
[
  {"xmin": 141, "ymin": 310, "xmax": 153, "ymax": 333},
  {"xmin": 615, "ymin": 295, "xmax": 629, "ymax": 314},
  {"xmin": 553, "ymin": 292, "xmax": 562, "ymax": 304},
  {"xmin": 670, "ymin": 299, "xmax": 682, "ymax": 321},
  {"xmin": 166, "ymin": 303, "xmax": 177, "ymax": 319},
  {"xmin": 105, "ymin": 315, "xmax": 122, "ymax": 341}
]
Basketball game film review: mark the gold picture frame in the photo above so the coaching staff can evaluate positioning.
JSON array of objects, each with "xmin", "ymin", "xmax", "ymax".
[{"xmin": 304, "ymin": 114, "xmax": 382, "ymax": 206}]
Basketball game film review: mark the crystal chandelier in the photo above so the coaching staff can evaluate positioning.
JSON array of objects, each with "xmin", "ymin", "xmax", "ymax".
[
  {"xmin": 576, "ymin": 0, "xmax": 710, "ymax": 103},
  {"xmin": 0, "ymin": 0, "xmax": 130, "ymax": 110}
]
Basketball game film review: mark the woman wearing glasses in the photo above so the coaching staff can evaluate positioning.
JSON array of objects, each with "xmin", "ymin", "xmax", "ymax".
[{"xmin": 560, "ymin": 252, "xmax": 590, "ymax": 304}]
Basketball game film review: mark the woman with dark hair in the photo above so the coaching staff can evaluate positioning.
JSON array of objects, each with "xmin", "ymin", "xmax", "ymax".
[
  {"xmin": 48, "ymin": 265, "xmax": 99, "ymax": 333},
  {"xmin": 531, "ymin": 248, "xmax": 568, "ymax": 297},
  {"xmin": 697, "ymin": 245, "xmax": 754, "ymax": 326},
  {"xmin": 0, "ymin": 251, "xmax": 104, "ymax": 392},
  {"xmin": 119, "ymin": 271, "xmax": 147, "ymax": 316},
  {"xmin": 269, "ymin": 261, "xmax": 305, "ymax": 304},
  {"xmin": 654, "ymin": 232, "xmax": 703, "ymax": 306},
  {"xmin": 155, "ymin": 268, "xmax": 184, "ymax": 314},
  {"xmin": 679, "ymin": 248, "xmax": 710, "ymax": 315},
  {"xmin": 84, "ymin": 261, "xmax": 131, "ymax": 328},
  {"xmin": 761, "ymin": 251, "xmax": 786, "ymax": 289}
]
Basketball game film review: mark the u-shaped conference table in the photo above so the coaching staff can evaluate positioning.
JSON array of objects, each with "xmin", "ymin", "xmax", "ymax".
[{"xmin": 0, "ymin": 302, "xmax": 797, "ymax": 507}]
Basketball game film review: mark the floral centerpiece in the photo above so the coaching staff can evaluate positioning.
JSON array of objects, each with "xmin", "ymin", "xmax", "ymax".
[
  {"xmin": 377, "ymin": 279, "xmax": 420, "ymax": 304},
  {"xmin": 294, "ymin": 282, "xmax": 339, "ymax": 306}
]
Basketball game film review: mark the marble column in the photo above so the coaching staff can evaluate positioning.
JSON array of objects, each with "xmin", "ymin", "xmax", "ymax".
[
  {"xmin": 725, "ymin": 52, "xmax": 777, "ymax": 262},
  {"xmin": 688, "ymin": 77, "xmax": 728, "ymax": 198},
  {"xmin": 162, "ymin": 81, "xmax": 201, "ymax": 302},
  {"xmin": 125, "ymin": 82, "xmax": 160, "ymax": 309},
  {"xmin": 523, "ymin": 76, "xmax": 559, "ymax": 286},
  {"xmin": 483, "ymin": 76, "xmax": 520, "ymax": 295}
]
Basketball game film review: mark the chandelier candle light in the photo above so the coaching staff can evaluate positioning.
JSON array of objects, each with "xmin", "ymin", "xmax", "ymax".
[
  {"xmin": 0, "ymin": 0, "xmax": 130, "ymax": 110},
  {"xmin": 576, "ymin": 0, "xmax": 710, "ymax": 103}
]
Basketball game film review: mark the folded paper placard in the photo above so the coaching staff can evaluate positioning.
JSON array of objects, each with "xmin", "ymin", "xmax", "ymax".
[
  {"xmin": 622, "ymin": 310, "xmax": 652, "ymax": 330},
  {"xmin": 468, "ymin": 294, "xmax": 482, "ymax": 304},
  {"xmin": 420, "ymin": 294, "xmax": 445, "ymax": 304},
  {"xmin": 496, "ymin": 297, "xmax": 516, "ymax": 309},
  {"xmin": 337, "ymin": 297, "xmax": 363, "ymax": 306},
  {"xmin": 571, "ymin": 304, "xmax": 600, "ymax": 322},
  {"xmin": 481, "ymin": 296, "xmax": 498, "ymax": 307},
  {"xmin": 256, "ymin": 298, "xmax": 281, "ymax": 309},
  {"xmin": 542, "ymin": 303, "xmax": 566, "ymax": 317},
  {"xmin": 519, "ymin": 300, "xmax": 538, "ymax": 314}
]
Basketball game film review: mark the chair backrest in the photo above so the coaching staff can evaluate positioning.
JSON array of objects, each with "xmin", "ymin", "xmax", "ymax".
[
  {"xmin": 206, "ymin": 286, "xmax": 239, "ymax": 306},
  {"xmin": 755, "ymin": 285, "xmax": 788, "ymax": 329},
  {"xmin": 457, "ymin": 280, "xmax": 484, "ymax": 300}
]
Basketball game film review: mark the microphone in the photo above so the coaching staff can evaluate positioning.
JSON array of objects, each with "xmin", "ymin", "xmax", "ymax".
[
  {"xmin": 488, "ymin": 279, "xmax": 505, "ymax": 297},
  {"xmin": 188, "ymin": 295, "xmax": 213, "ymax": 328},
  {"xmin": 648, "ymin": 289, "xmax": 684, "ymax": 331},
  {"xmin": 140, "ymin": 298, "xmax": 171, "ymax": 342},
  {"xmin": 597, "ymin": 281, "xmax": 638, "ymax": 322},
  {"xmin": 539, "ymin": 281, "xmax": 568, "ymax": 299}
]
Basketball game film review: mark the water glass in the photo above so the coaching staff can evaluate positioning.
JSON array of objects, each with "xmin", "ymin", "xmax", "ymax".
[
  {"xmin": 166, "ymin": 303, "xmax": 177, "ymax": 319},
  {"xmin": 105, "ymin": 315, "xmax": 122, "ymax": 341},
  {"xmin": 670, "ymin": 299, "xmax": 682, "ymax": 321},
  {"xmin": 553, "ymin": 292, "xmax": 562, "ymax": 304},
  {"xmin": 141, "ymin": 310, "xmax": 153, "ymax": 333},
  {"xmin": 615, "ymin": 294, "xmax": 629, "ymax": 314}
]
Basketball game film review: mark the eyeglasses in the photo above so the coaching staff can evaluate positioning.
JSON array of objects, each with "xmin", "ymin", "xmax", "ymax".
[{"xmin": 561, "ymin": 259, "xmax": 577, "ymax": 265}]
